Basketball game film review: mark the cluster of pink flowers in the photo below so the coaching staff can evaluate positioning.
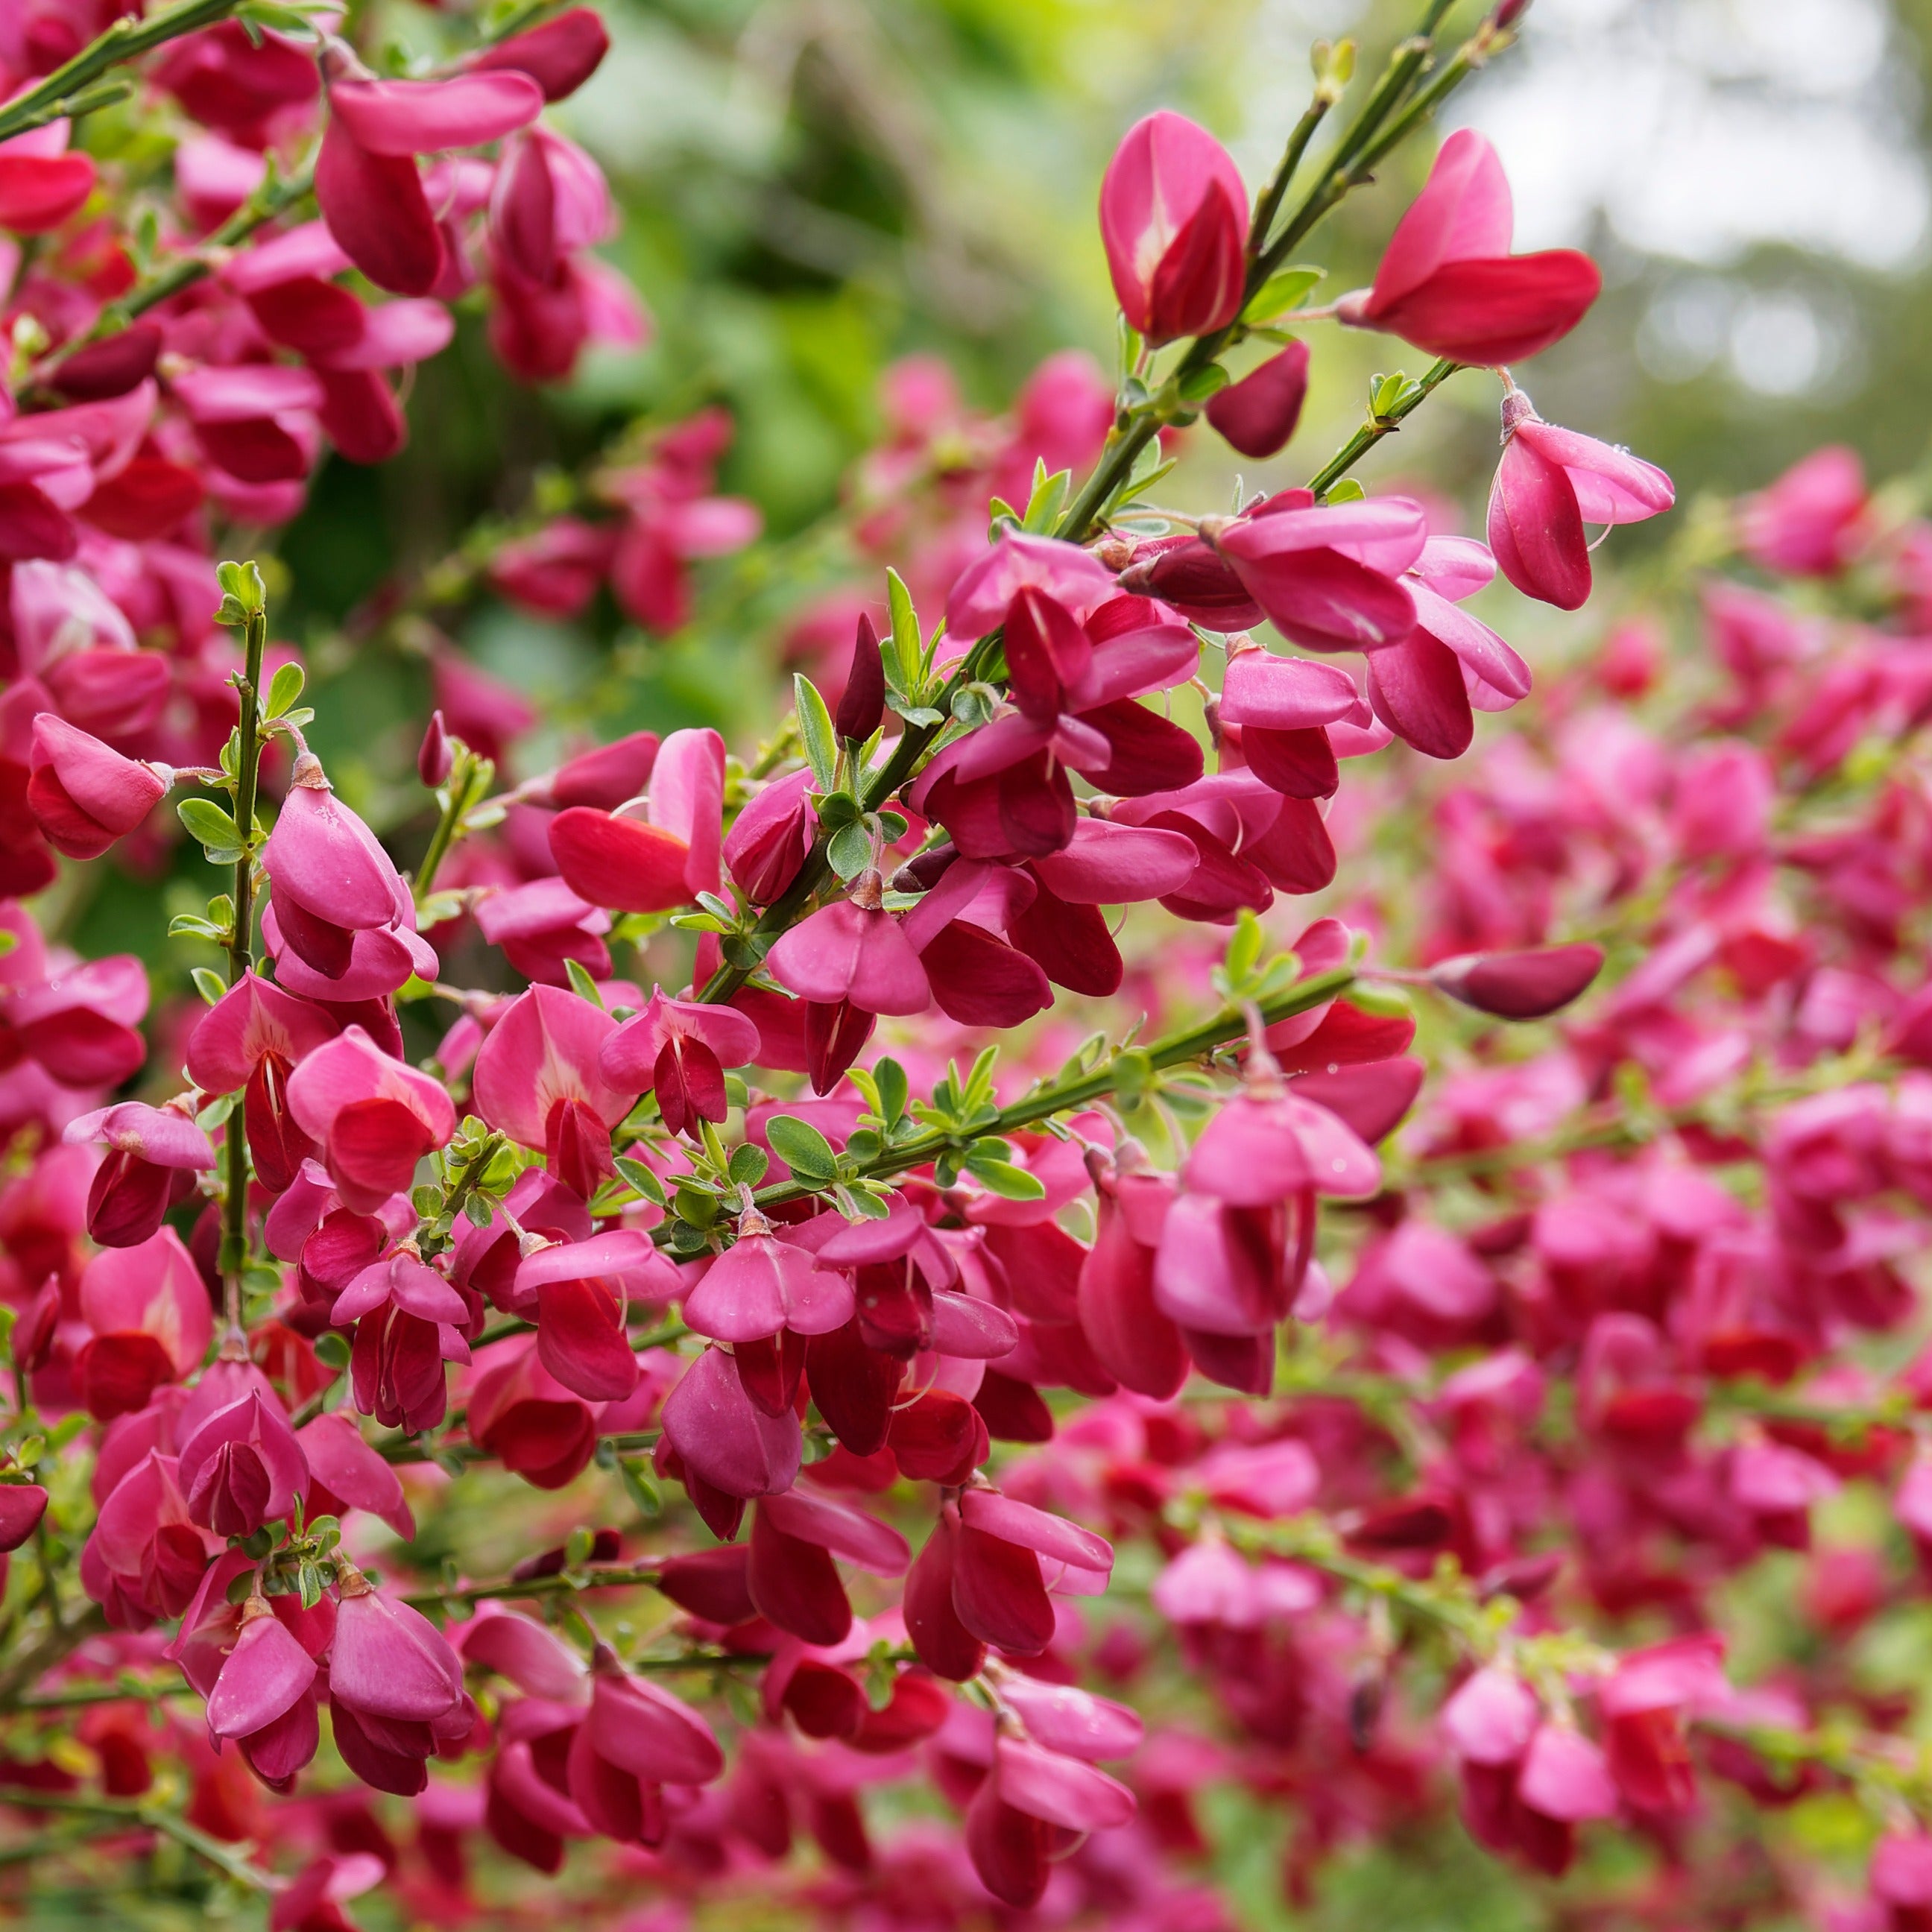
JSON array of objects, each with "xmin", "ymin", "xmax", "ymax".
[
  {"xmin": 0, "ymin": 0, "xmax": 640, "ymax": 897},
  {"xmin": 10, "ymin": 3, "xmax": 1932, "ymax": 1928}
]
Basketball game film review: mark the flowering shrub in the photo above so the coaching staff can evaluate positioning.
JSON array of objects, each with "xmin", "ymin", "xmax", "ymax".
[{"xmin": 2, "ymin": 1, "xmax": 1930, "ymax": 1928}]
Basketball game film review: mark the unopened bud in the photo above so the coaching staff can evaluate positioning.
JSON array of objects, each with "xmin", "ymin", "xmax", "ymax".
[
  {"xmin": 1430, "ymin": 942, "xmax": 1605, "ymax": 1020},
  {"xmin": 417, "ymin": 710, "xmax": 455, "ymax": 789}
]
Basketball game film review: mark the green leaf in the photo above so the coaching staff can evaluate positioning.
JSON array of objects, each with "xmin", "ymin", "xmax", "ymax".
[
  {"xmin": 215, "ymin": 558, "xmax": 266, "ymax": 616},
  {"xmin": 764, "ymin": 1114, "xmax": 838, "ymax": 1184},
  {"xmin": 1324, "ymin": 478, "xmax": 1366, "ymax": 505},
  {"xmin": 314, "ymin": 1331, "xmax": 352, "ymax": 1369},
  {"xmin": 614, "ymin": 1156, "xmax": 666, "ymax": 1205},
  {"xmin": 874, "ymin": 1058, "xmax": 909, "ymax": 1128},
  {"xmin": 964, "ymin": 1154, "xmax": 1046, "ymax": 1200},
  {"xmin": 191, "ymin": 967, "xmax": 228, "ymax": 1008},
  {"xmin": 1022, "ymin": 461, "xmax": 1072, "ymax": 533},
  {"xmin": 1241, "ymin": 267, "xmax": 1323, "ymax": 324},
  {"xmin": 1225, "ymin": 910, "xmax": 1266, "ymax": 989},
  {"xmin": 263, "ymin": 661, "xmax": 305, "ymax": 719},
  {"xmin": 885, "ymin": 568, "xmax": 923, "ymax": 692},
  {"xmin": 619, "ymin": 1457, "xmax": 661, "ymax": 1520},
  {"xmin": 794, "ymin": 673, "xmax": 838, "ymax": 792},
  {"xmin": 826, "ymin": 818, "xmax": 873, "ymax": 881},
  {"xmin": 177, "ymin": 798, "xmax": 239, "ymax": 851},
  {"xmin": 727, "ymin": 1143, "xmax": 769, "ymax": 1188},
  {"xmin": 1177, "ymin": 363, "xmax": 1231, "ymax": 405},
  {"xmin": 564, "ymin": 958, "xmax": 605, "ymax": 1008}
]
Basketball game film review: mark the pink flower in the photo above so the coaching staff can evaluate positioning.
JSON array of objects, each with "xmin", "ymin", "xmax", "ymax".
[
  {"xmin": 25, "ymin": 714, "xmax": 168, "ymax": 857},
  {"xmin": 1362, "ymin": 534, "xmax": 1532, "ymax": 758},
  {"xmin": 599, "ymin": 991, "xmax": 762, "ymax": 1136},
  {"xmin": 178, "ymin": 1386, "xmax": 307, "ymax": 1537},
  {"xmin": 511, "ymin": 1231, "xmax": 675, "ymax": 1402},
  {"xmin": 1098, "ymin": 112, "xmax": 1249, "ymax": 344},
  {"xmin": 1487, "ymin": 393, "xmax": 1674, "ymax": 610},
  {"xmin": 472, "ymin": 985, "xmax": 630, "ymax": 1196},
  {"xmin": 748, "ymin": 1489, "xmax": 909, "ymax": 1645},
  {"xmin": 0, "ymin": 122, "xmax": 95, "ymax": 234},
  {"xmin": 1217, "ymin": 644, "xmax": 1369, "ymax": 798},
  {"xmin": 1430, "ymin": 942, "xmax": 1605, "ymax": 1019},
  {"xmin": 1336, "ymin": 130, "xmax": 1600, "ymax": 364},
  {"xmin": 185, "ymin": 971, "xmax": 337, "ymax": 1194},
  {"xmin": 547, "ymin": 727, "xmax": 724, "ymax": 914},
  {"xmin": 1739, "ymin": 445, "xmax": 1869, "ymax": 577},
  {"xmin": 63, "ymin": 1100, "xmax": 214, "ymax": 1248},
  {"xmin": 967, "ymin": 1732, "xmax": 1136, "ymax": 1907},
  {"xmin": 466, "ymin": 1340, "xmax": 598, "ymax": 1489},
  {"xmin": 1205, "ymin": 340, "xmax": 1310, "ymax": 459},
  {"xmin": 767, "ymin": 900, "xmax": 931, "ymax": 1017},
  {"xmin": 285, "ymin": 1026, "xmax": 457, "ymax": 1215},
  {"xmin": 333, "ymin": 1248, "xmax": 473, "ymax": 1430},
  {"xmin": 316, "ymin": 70, "xmax": 543, "ymax": 296},
  {"xmin": 75, "ymin": 1229, "xmax": 213, "ymax": 1418},
  {"xmin": 467, "ymin": 4, "xmax": 610, "ymax": 101},
  {"xmin": 1202, "ymin": 492, "xmax": 1427, "ymax": 651}
]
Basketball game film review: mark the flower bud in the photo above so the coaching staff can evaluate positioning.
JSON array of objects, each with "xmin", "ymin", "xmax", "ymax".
[
  {"xmin": 1430, "ymin": 941, "xmax": 1605, "ymax": 1019},
  {"xmin": 1099, "ymin": 113, "xmax": 1250, "ymax": 344},
  {"xmin": 417, "ymin": 710, "xmax": 454, "ymax": 788},
  {"xmin": 1205, "ymin": 341, "xmax": 1310, "ymax": 458}
]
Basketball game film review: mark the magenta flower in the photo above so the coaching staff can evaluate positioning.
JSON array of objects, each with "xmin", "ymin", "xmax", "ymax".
[
  {"xmin": 297, "ymin": 1411, "xmax": 415, "ymax": 1537},
  {"xmin": 683, "ymin": 1224, "xmax": 852, "ymax": 1346},
  {"xmin": 1098, "ymin": 112, "xmax": 1249, "ymax": 344},
  {"xmin": 748, "ymin": 1488, "xmax": 910, "ymax": 1645},
  {"xmin": 63, "ymin": 1100, "xmax": 214, "ymax": 1249},
  {"xmin": 1738, "ymin": 445, "xmax": 1870, "ymax": 577},
  {"xmin": 599, "ymin": 991, "xmax": 762, "ymax": 1136},
  {"xmin": 466, "ymin": 1341, "xmax": 598, "ymax": 1490},
  {"xmin": 186, "ymin": 970, "xmax": 338, "ymax": 1193},
  {"xmin": 1336, "ymin": 130, "xmax": 1601, "ymax": 364},
  {"xmin": 967, "ymin": 1732, "xmax": 1137, "ymax": 1907},
  {"xmin": 473, "ymin": 878, "xmax": 613, "ymax": 987},
  {"xmin": 471, "ymin": 984, "xmax": 630, "ymax": 1196},
  {"xmin": 547, "ymin": 726, "xmax": 724, "ymax": 914},
  {"xmin": 316, "ymin": 70, "xmax": 542, "ymax": 296},
  {"xmin": 333, "ymin": 1248, "xmax": 473, "ymax": 1431},
  {"xmin": 1217, "ymin": 645, "xmax": 1369, "ymax": 798},
  {"xmin": 467, "ymin": 5, "xmax": 610, "ymax": 101},
  {"xmin": 1487, "ymin": 394, "xmax": 1674, "ymax": 610},
  {"xmin": 511, "ymin": 1230, "xmax": 675, "ymax": 1402},
  {"xmin": 178, "ymin": 1386, "xmax": 308, "ymax": 1537},
  {"xmin": 206, "ymin": 1594, "xmax": 321, "ymax": 1781},
  {"xmin": 1364, "ymin": 536, "xmax": 1532, "ymax": 760},
  {"xmin": 285, "ymin": 1026, "xmax": 457, "ymax": 1215},
  {"xmin": 1190, "ymin": 492, "xmax": 1426, "ymax": 651},
  {"xmin": 1205, "ymin": 340, "xmax": 1310, "ymax": 459},
  {"xmin": 262, "ymin": 761, "xmax": 418, "ymax": 979},
  {"xmin": 767, "ymin": 899, "xmax": 931, "ymax": 1016},
  {"xmin": 76, "ymin": 1229, "xmax": 214, "ymax": 1419},
  {"xmin": 25, "ymin": 714, "xmax": 168, "ymax": 858},
  {"xmin": 0, "ymin": 124, "xmax": 96, "ymax": 235},
  {"xmin": 1430, "ymin": 941, "xmax": 1606, "ymax": 1019}
]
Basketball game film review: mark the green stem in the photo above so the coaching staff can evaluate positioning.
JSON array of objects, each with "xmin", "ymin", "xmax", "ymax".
[
  {"xmin": 413, "ymin": 748, "xmax": 492, "ymax": 906},
  {"xmin": 16, "ymin": 1676, "xmax": 196, "ymax": 1711},
  {"xmin": 0, "ymin": 0, "xmax": 241, "ymax": 145},
  {"xmin": 1304, "ymin": 357, "xmax": 1461, "ymax": 499},
  {"xmin": 404, "ymin": 1561, "xmax": 663, "ymax": 1609},
  {"xmin": 0, "ymin": 1792, "xmax": 274, "ymax": 1891},
  {"xmin": 742, "ymin": 965, "xmax": 1357, "ymax": 1216},
  {"xmin": 217, "ymin": 606, "xmax": 268, "ymax": 1331},
  {"xmin": 695, "ymin": 0, "xmax": 1502, "ymax": 1011}
]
